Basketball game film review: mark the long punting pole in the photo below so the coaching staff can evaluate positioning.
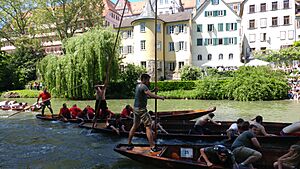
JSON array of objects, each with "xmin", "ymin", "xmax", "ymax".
[
  {"xmin": 104, "ymin": 0, "xmax": 128, "ymax": 87},
  {"xmin": 154, "ymin": 0, "xmax": 158, "ymax": 138}
]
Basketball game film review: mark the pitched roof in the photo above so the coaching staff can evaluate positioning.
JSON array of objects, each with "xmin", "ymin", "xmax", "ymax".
[
  {"xmin": 120, "ymin": 10, "xmax": 192, "ymax": 27},
  {"xmin": 103, "ymin": 0, "xmax": 120, "ymax": 16},
  {"xmin": 182, "ymin": 0, "xmax": 197, "ymax": 9}
]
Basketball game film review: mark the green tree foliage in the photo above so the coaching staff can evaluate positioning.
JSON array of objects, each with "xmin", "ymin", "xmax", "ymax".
[
  {"xmin": 34, "ymin": 0, "xmax": 104, "ymax": 42},
  {"xmin": 180, "ymin": 65, "xmax": 202, "ymax": 80},
  {"xmin": 254, "ymin": 41, "xmax": 300, "ymax": 65},
  {"xmin": 0, "ymin": 0, "xmax": 38, "ymax": 46},
  {"xmin": 37, "ymin": 28, "xmax": 120, "ymax": 99},
  {"xmin": 223, "ymin": 66, "xmax": 289, "ymax": 101},
  {"xmin": 0, "ymin": 51, "xmax": 15, "ymax": 91}
]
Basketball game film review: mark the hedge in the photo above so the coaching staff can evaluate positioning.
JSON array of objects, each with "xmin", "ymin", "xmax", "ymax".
[{"xmin": 149, "ymin": 81, "xmax": 196, "ymax": 91}]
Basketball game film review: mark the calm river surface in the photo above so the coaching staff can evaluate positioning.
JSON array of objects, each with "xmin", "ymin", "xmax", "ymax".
[{"xmin": 0, "ymin": 98, "xmax": 300, "ymax": 169}]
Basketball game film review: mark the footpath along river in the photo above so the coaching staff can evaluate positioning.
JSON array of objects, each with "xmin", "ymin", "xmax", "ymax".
[{"xmin": 0, "ymin": 98, "xmax": 300, "ymax": 169}]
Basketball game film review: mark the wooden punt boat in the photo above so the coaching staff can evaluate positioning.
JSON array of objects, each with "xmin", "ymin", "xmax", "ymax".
[
  {"xmin": 114, "ymin": 144, "xmax": 290, "ymax": 169},
  {"xmin": 157, "ymin": 107, "xmax": 216, "ymax": 120},
  {"xmin": 79, "ymin": 122, "xmax": 300, "ymax": 147},
  {"xmin": 35, "ymin": 114, "xmax": 105, "ymax": 123}
]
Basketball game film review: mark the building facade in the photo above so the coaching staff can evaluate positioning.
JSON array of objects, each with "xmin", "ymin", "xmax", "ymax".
[
  {"xmin": 241, "ymin": 0, "xmax": 296, "ymax": 59},
  {"xmin": 192, "ymin": 0, "xmax": 242, "ymax": 67}
]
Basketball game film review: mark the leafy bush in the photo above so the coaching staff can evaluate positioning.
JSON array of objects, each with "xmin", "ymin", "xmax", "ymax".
[
  {"xmin": 2, "ymin": 90, "xmax": 41, "ymax": 98},
  {"xmin": 158, "ymin": 90, "xmax": 198, "ymax": 99},
  {"xmin": 150, "ymin": 81, "xmax": 196, "ymax": 91},
  {"xmin": 195, "ymin": 78, "xmax": 229, "ymax": 100},
  {"xmin": 180, "ymin": 66, "xmax": 202, "ymax": 80}
]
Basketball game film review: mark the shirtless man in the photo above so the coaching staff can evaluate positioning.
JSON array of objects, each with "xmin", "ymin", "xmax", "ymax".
[
  {"xmin": 250, "ymin": 115, "xmax": 275, "ymax": 136},
  {"xmin": 194, "ymin": 113, "xmax": 221, "ymax": 135}
]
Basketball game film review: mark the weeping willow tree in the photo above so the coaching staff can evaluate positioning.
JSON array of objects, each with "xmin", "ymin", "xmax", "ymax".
[{"xmin": 37, "ymin": 28, "xmax": 120, "ymax": 99}]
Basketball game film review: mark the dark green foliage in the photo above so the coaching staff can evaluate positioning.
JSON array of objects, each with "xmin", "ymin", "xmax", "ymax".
[
  {"xmin": 150, "ymin": 81, "xmax": 196, "ymax": 91},
  {"xmin": 37, "ymin": 28, "xmax": 120, "ymax": 99},
  {"xmin": 195, "ymin": 78, "xmax": 228, "ymax": 100},
  {"xmin": 223, "ymin": 66, "xmax": 289, "ymax": 101},
  {"xmin": 0, "ymin": 51, "xmax": 15, "ymax": 91},
  {"xmin": 180, "ymin": 66, "xmax": 202, "ymax": 80}
]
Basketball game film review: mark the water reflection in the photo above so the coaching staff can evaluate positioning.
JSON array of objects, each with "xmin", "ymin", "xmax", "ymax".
[{"xmin": 0, "ymin": 99, "xmax": 300, "ymax": 168}]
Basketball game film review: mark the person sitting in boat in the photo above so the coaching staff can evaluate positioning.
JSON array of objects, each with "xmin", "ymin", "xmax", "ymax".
[
  {"xmin": 197, "ymin": 145, "xmax": 238, "ymax": 168},
  {"xmin": 120, "ymin": 105, "xmax": 133, "ymax": 119},
  {"xmin": 148, "ymin": 111, "xmax": 168, "ymax": 134},
  {"xmin": 106, "ymin": 114, "xmax": 126, "ymax": 135},
  {"xmin": 231, "ymin": 122, "xmax": 262, "ymax": 169},
  {"xmin": 280, "ymin": 121, "xmax": 300, "ymax": 136},
  {"xmin": 99, "ymin": 107, "xmax": 115, "ymax": 120},
  {"xmin": 59, "ymin": 103, "xmax": 72, "ymax": 120},
  {"xmin": 69, "ymin": 104, "xmax": 82, "ymax": 119},
  {"xmin": 226, "ymin": 118, "xmax": 244, "ymax": 141},
  {"xmin": 273, "ymin": 144, "xmax": 300, "ymax": 169},
  {"xmin": 194, "ymin": 113, "xmax": 221, "ymax": 135},
  {"xmin": 250, "ymin": 115, "xmax": 275, "ymax": 136},
  {"xmin": 80, "ymin": 105, "xmax": 95, "ymax": 120}
]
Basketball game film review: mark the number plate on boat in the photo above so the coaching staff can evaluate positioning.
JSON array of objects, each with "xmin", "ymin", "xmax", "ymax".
[{"xmin": 180, "ymin": 148, "xmax": 193, "ymax": 158}]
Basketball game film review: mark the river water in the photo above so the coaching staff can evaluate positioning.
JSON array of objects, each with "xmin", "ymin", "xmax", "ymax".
[{"xmin": 0, "ymin": 98, "xmax": 300, "ymax": 169}]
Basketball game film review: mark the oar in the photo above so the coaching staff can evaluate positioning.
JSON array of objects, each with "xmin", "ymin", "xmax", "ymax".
[{"xmin": 7, "ymin": 106, "xmax": 31, "ymax": 118}]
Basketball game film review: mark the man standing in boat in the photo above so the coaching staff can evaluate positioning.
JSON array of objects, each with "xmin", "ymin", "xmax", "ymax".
[
  {"xmin": 93, "ymin": 84, "xmax": 106, "ymax": 125},
  {"xmin": 127, "ymin": 73, "xmax": 165, "ymax": 152},
  {"xmin": 37, "ymin": 87, "xmax": 53, "ymax": 116}
]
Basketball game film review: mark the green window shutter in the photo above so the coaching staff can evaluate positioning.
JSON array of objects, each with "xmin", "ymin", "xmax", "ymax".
[
  {"xmin": 224, "ymin": 37, "xmax": 229, "ymax": 45},
  {"xmin": 224, "ymin": 10, "xmax": 226, "ymax": 16},
  {"xmin": 234, "ymin": 37, "xmax": 237, "ymax": 44},
  {"xmin": 197, "ymin": 24, "xmax": 202, "ymax": 32},
  {"xmin": 213, "ymin": 38, "xmax": 218, "ymax": 45},
  {"xmin": 234, "ymin": 23, "xmax": 237, "ymax": 30},
  {"xmin": 205, "ymin": 11, "xmax": 208, "ymax": 17},
  {"xmin": 213, "ymin": 11, "xmax": 218, "ymax": 16},
  {"xmin": 218, "ymin": 23, "xmax": 223, "ymax": 31},
  {"xmin": 204, "ymin": 39, "xmax": 208, "ymax": 46},
  {"xmin": 226, "ymin": 23, "xmax": 229, "ymax": 31}
]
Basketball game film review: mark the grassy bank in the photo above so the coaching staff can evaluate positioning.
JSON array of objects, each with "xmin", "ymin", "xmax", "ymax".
[{"xmin": 1, "ymin": 90, "xmax": 41, "ymax": 98}]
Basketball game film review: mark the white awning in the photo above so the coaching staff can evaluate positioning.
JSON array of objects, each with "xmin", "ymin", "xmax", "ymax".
[
  {"xmin": 202, "ymin": 60, "xmax": 244, "ymax": 67},
  {"xmin": 246, "ymin": 59, "xmax": 270, "ymax": 66}
]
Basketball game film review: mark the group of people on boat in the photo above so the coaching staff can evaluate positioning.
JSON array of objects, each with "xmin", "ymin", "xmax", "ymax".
[
  {"xmin": 0, "ymin": 100, "xmax": 29, "ymax": 111},
  {"xmin": 191, "ymin": 114, "xmax": 300, "ymax": 169}
]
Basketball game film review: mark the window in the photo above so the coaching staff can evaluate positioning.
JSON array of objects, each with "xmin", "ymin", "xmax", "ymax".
[
  {"xmin": 218, "ymin": 23, "xmax": 223, "ymax": 31},
  {"xmin": 260, "ymin": 3, "xmax": 266, "ymax": 12},
  {"xmin": 229, "ymin": 53, "xmax": 233, "ymax": 60},
  {"xmin": 197, "ymin": 38, "xmax": 203, "ymax": 46},
  {"xmin": 272, "ymin": 2, "xmax": 277, "ymax": 10},
  {"xmin": 249, "ymin": 34, "xmax": 256, "ymax": 43},
  {"xmin": 179, "ymin": 62, "xmax": 184, "ymax": 69},
  {"xmin": 178, "ymin": 24, "xmax": 185, "ymax": 33},
  {"xmin": 212, "ymin": 0, "xmax": 219, "ymax": 5},
  {"xmin": 283, "ymin": 0, "xmax": 289, "ymax": 9},
  {"xmin": 128, "ymin": 46, "xmax": 132, "ymax": 53},
  {"xmin": 208, "ymin": 24, "xmax": 214, "ymax": 32},
  {"xmin": 197, "ymin": 54, "xmax": 202, "ymax": 61},
  {"xmin": 169, "ymin": 62, "xmax": 175, "ymax": 71},
  {"xmin": 280, "ymin": 31, "xmax": 286, "ymax": 40},
  {"xmin": 157, "ymin": 41, "xmax": 161, "ymax": 51},
  {"xmin": 127, "ymin": 30, "xmax": 132, "ymax": 38},
  {"xmin": 165, "ymin": 0, "xmax": 168, "ymax": 4},
  {"xmin": 140, "ymin": 23, "xmax": 145, "ymax": 32},
  {"xmin": 217, "ymin": 10, "xmax": 224, "ymax": 16},
  {"xmin": 249, "ymin": 5, "xmax": 255, "ymax": 13},
  {"xmin": 207, "ymin": 54, "xmax": 212, "ymax": 60},
  {"xmin": 179, "ymin": 41, "xmax": 184, "ymax": 50},
  {"xmin": 272, "ymin": 17, "xmax": 278, "ymax": 26},
  {"xmin": 261, "ymin": 47, "xmax": 266, "ymax": 54},
  {"xmin": 168, "ymin": 25, "xmax": 174, "ymax": 34},
  {"xmin": 169, "ymin": 42, "xmax": 174, "ymax": 51},
  {"xmin": 288, "ymin": 30, "xmax": 294, "ymax": 39},
  {"xmin": 141, "ymin": 61, "xmax": 146, "ymax": 68},
  {"xmin": 205, "ymin": 11, "xmax": 213, "ymax": 17},
  {"xmin": 260, "ymin": 18, "xmax": 267, "ymax": 28},
  {"xmin": 284, "ymin": 16, "xmax": 290, "ymax": 25},
  {"xmin": 141, "ymin": 40, "xmax": 146, "ymax": 50},
  {"xmin": 260, "ymin": 33, "xmax": 267, "ymax": 42},
  {"xmin": 218, "ymin": 38, "xmax": 223, "ymax": 45},
  {"xmin": 228, "ymin": 37, "xmax": 234, "ymax": 44},
  {"xmin": 226, "ymin": 23, "xmax": 237, "ymax": 31},
  {"xmin": 197, "ymin": 24, "xmax": 202, "ymax": 32},
  {"xmin": 249, "ymin": 20, "xmax": 255, "ymax": 29},
  {"xmin": 120, "ymin": 46, "xmax": 123, "ymax": 54},
  {"xmin": 205, "ymin": 38, "xmax": 213, "ymax": 45},
  {"xmin": 157, "ymin": 24, "xmax": 161, "ymax": 32},
  {"xmin": 219, "ymin": 54, "xmax": 223, "ymax": 60},
  {"xmin": 160, "ymin": 0, "xmax": 163, "ymax": 4}
]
